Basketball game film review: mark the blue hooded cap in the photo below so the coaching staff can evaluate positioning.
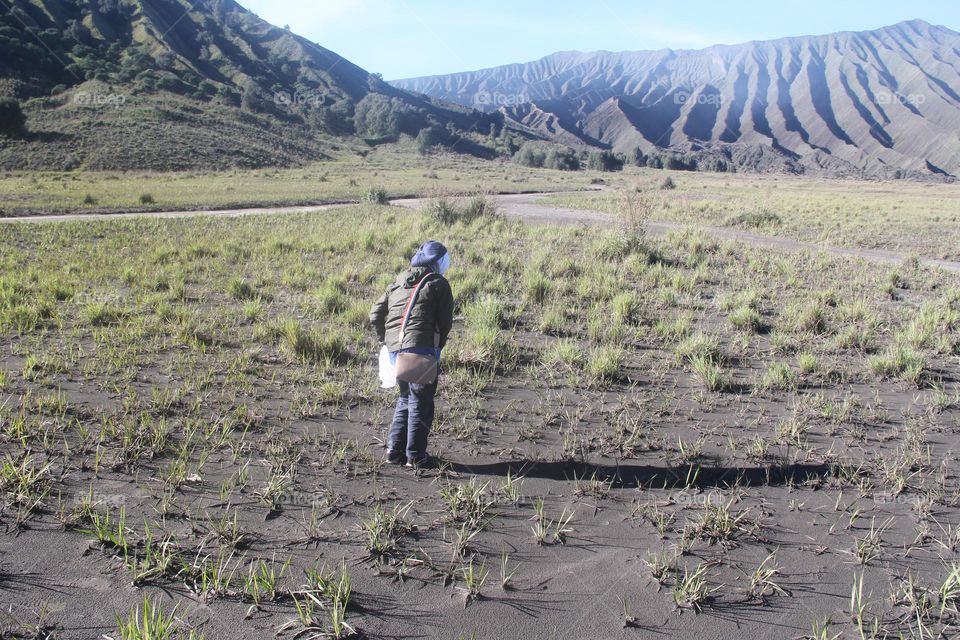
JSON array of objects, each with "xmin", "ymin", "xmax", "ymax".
[{"xmin": 411, "ymin": 240, "xmax": 449, "ymax": 273}]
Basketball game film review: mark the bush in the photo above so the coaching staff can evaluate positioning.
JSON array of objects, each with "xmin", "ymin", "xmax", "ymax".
[
  {"xmin": 523, "ymin": 270, "xmax": 551, "ymax": 305},
  {"xmin": 0, "ymin": 98, "xmax": 25, "ymax": 135},
  {"xmin": 362, "ymin": 187, "xmax": 388, "ymax": 205},
  {"xmin": 759, "ymin": 362, "xmax": 797, "ymax": 390},
  {"xmin": 543, "ymin": 146, "xmax": 580, "ymax": 170},
  {"xmin": 428, "ymin": 195, "xmax": 500, "ymax": 226},
  {"xmin": 139, "ymin": 193, "xmax": 155, "ymax": 205},
  {"xmin": 513, "ymin": 142, "xmax": 546, "ymax": 168},
  {"xmin": 867, "ymin": 345, "xmax": 925, "ymax": 384},
  {"xmin": 690, "ymin": 355, "xmax": 726, "ymax": 391},
  {"xmin": 585, "ymin": 346, "xmax": 624, "ymax": 383},
  {"xmin": 615, "ymin": 188, "xmax": 652, "ymax": 255},
  {"xmin": 449, "ymin": 296, "xmax": 515, "ymax": 371},
  {"xmin": 543, "ymin": 339, "xmax": 585, "ymax": 369},
  {"xmin": 611, "ymin": 291, "xmax": 641, "ymax": 325},
  {"xmin": 729, "ymin": 305, "xmax": 763, "ymax": 332},
  {"xmin": 587, "ymin": 150, "xmax": 624, "ymax": 172},
  {"xmin": 675, "ymin": 333, "xmax": 723, "ymax": 366},
  {"xmin": 354, "ymin": 93, "xmax": 422, "ymax": 139},
  {"xmin": 228, "ymin": 277, "xmax": 257, "ymax": 301},
  {"xmin": 260, "ymin": 316, "xmax": 349, "ymax": 364},
  {"xmin": 416, "ymin": 126, "xmax": 445, "ymax": 155},
  {"xmin": 724, "ymin": 210, "xmax": 781, "ymax": 228}
]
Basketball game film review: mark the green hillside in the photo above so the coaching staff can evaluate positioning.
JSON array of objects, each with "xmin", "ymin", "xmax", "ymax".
[{"xmin": 0, "ymin": 0, "xmax": 503, "ymax": 169}]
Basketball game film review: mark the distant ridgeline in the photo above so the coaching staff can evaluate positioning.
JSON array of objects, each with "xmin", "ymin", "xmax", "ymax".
[{"xmin": 394, "ymin": 20, "xmax": 960, "ymax": 180}]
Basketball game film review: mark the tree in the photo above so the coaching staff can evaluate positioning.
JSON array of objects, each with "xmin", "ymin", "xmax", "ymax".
[
  {"xmin": 416, "ymin": 125, "xmax": 445, "ymax": 155},
  {"xmin": 587, "ymin": 150, "xmax": 624, "ymax": 172},
  {"xmin": 513, "ymin": 142, "xmax": 545, "ymax": 168},
  {"xmin": 0, "ymin": 98, "xmax": 26, "ymax": 135},
  {"xmin": 354, "ymin": 93, "xmax": 421, "ymax": 139},
  {"xmin": 543, "ymin": 146, "xmax": 580, "ymax": 170}
]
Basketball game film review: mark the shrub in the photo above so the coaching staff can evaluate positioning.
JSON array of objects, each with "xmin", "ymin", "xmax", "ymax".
[
  {"xmin": 228, "ymin": 277, "xmax": 257, "ymax": 301},
  {"xmin": 313, "ymin": 281, "xmax": 348, "ymax": 315},
  {"xmin": 82, "ymin": 302, "xmax": 122, "ymax": 327},
  {"xmin": 759, "ymin": 362, "xmax": 796, "ymax": 391},
  {"xmin": 82, "ymin": 193, "xmax": 97, "ymax": 205},
  {"xmin": 428, "ymin": 195, "xmax": 500, "ymax": 226},
  {"xmin": 524, "ymin": 270, "xmax": 551, "ymax": 305},
  {"xmin": 362, "ymin": 186, "xmax": 389, "ymax": 205},
  {"xmin": 690, "ymin": 355, "xmax": 726, "ymax": 392},
  {"xmin": 139, "ymin": 193, "xmax": 155, "ymax": 205},
  {"xmin": 615, "ymin": 189, "xmax": 652, "ymax": 256},
  {"xmin": 585, "ymin": 346, "xmax": 624, "ymax": 383},
  {"xmin": 729, "ymin": 305, "xmax": 763, "ymax": 332},
  {"xmin": 867, "ymin": 345, "xmax": 925, "ymax": 384},
  {"xmin": 543, "ymin": 340, "xmax": 585, "ymax": 369},
  {"xmin": 538, "ymin": 307, "xmax": 567, "ymax": 336},
  {"xmin": 0, "ymin": 98, "xmax": 25, "ymax": 135},
  {"xmin": 675, "ymin": 333, "xmax": 723, "ymax": 366},
  {"xmin": 260, "ymin": 317, "xmax": 349, "ymax": 364},
  {"xmin": 797, "ymin": 353, "xmax": 818, "ymax": 375},
  {"xmin": 587, "ymin": 150, "xmax": 624, "ymax": 172},
  {"xmin": 612, "ymin": 291, "xmax": 642, "ymax": 325},
  {"xmin": 724, "ymin": 210, "xmax": 781, "ymax": 228},
  {"xmin": 448, "ymin": 296, "xmax": 514, "ymax": 371}
]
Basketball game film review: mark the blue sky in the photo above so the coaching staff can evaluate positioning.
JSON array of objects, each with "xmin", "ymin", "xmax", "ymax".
[{"xmin": 240, "ymin": 0, "xmax": 960, "ymax": 79}]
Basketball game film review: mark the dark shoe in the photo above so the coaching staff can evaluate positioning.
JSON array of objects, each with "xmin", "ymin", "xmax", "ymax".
[
  {"xmin": 385, "ymin": 451, "xmax": 407, "ymax": 465},
  {"xmin": 405, "ymin": 455, "xmax": 435, "ymax": 469}
]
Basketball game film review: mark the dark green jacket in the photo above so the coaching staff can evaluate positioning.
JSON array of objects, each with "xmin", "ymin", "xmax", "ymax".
[{"xmin": 369, "ymin": 266, "xmax": 454, "ymax": 352}]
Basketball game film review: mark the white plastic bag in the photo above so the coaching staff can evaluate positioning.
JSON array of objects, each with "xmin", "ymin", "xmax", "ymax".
[{"xmin": 378, "ymin": 345, "xmax": 396, "ymax": 389}]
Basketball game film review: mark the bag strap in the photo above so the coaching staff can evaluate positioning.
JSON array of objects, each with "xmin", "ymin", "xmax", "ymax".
[{"xmin": 399, "ymin": 273, "xmax": 436, "ymax": 340}]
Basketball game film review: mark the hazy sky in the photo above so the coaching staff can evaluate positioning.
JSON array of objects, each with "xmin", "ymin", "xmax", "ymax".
[{"xmin": 239, "ymin": 0, "xmax": 960, "ymax": 79}]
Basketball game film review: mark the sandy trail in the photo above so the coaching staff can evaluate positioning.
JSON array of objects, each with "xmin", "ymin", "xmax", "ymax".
[{"xmin": 3, "ymin": 192, "xmax": 958, "ymax": 273}]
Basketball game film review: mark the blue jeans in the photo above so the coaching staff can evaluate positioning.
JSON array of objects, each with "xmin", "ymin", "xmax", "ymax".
[{"xmin": 387, "ymin": 379, "xmax": 437, "ymax": 463}]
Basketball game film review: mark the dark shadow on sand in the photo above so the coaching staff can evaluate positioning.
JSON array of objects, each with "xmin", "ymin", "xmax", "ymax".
[{"xmin": 444, "ymin": 459, "xmax": 835, "ymax": 489}]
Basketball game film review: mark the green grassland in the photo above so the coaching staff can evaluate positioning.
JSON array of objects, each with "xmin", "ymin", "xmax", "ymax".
[
  {"xmin": 0, "ymin": 145, "xmax": 598, "ymax": 214},
  {"xmin": 540, "ymin": 169, "xmax": 960, "ymax": 260},
  {"xmin": 1, "ymin": 197, "xmax": 959, "ymax": 637}
]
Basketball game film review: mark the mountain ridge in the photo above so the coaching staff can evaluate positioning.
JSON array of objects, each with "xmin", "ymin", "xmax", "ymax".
[{"xmin": 392, "ymin": 19, "xmax": 960, "ymax": 177}]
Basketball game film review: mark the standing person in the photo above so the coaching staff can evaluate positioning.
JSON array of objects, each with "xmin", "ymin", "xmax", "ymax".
[{"xmin": 370, "ymin": 240, "xmax": 454, "ymax": 468}]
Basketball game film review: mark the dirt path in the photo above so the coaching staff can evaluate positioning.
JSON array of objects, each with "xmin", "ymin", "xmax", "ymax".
[{"xmin": 3, "ymin": 192, "xmax": 959, "ymax": 273}]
